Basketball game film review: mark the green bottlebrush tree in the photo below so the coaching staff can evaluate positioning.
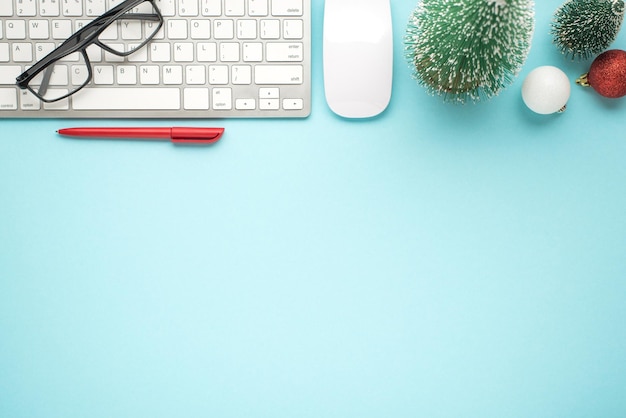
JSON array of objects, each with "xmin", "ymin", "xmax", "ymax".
[
  {"xmin": 552, "ymin": 0, "xmax": 625, "ymax": 60},
  {"xmin": 405, "ymin": 0, "xmax": 535, "ymax": 103}
]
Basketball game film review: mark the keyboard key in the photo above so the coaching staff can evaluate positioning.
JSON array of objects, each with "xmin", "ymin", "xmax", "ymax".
[
  {"xmin": 71, "ymin": 64, "xmax": 89, "ymax": 85},
  {"xmin": 242, "ymin": 42, "xmax": 263, "ymax": 61},
  {"xmin": 43, "ymin": 92, "xmax": 71, "ymax": 110},
  {"xmin": 259, "ymin": 98, "xmax": 279, "ymax": 110},
  {"xmin": 154, "ymin": 0, "xmax": 176, "ymax": 17},
  {"xmin": 259, "ymin": 87, "xmax": 278, "ymax": 99},
  {"xmin": 163, "ymin": 65, "xmax": 183, "ymax": 84},
  {"xmin": 117, "ymin": 66, "xmax": 137, "ymax": 85},
  {"xmin": 232, "ymin": 65, "xmax": 251, "ymax": 84},
  {"xmin": 108, "ymin": 0, "xmax": 126, "ymax": 8},
  {"xmin": 283, "ymin": 98, "xmax": 304, "ymax": 110},
  {"xmin": 225, "ymin": 0, "xmax": 245, "ymax": 16},
  {"xmin": 74, "ymin": 19, "xmax": 91, "ymax": 32},
  {"xmin": 184, "ymin": 87, "xmax": 209, "ymax": 110},
  {"xmin": 235, "ymin": 98, "xmax": 255, "ymax": 110},
  {"xmin": 72, "ymin": 87, "xmax": 181, "ymax": 110},
  {"xmin": 248, "ymin": 0, "xmax": 268, "ymax": 16},
  {"xmin": 260, "ymin": 19, "xmax": 280, "ymax": 39},
  {"xmin": 146, "ymin": 20, "xmax": 164, "ymax": 39},
  {"xmin": 98, "ymin": 23, "xmax": 118, "ymax": 40},
  {"xmin": 197, "ymin": 42, "xmax": 217, "ymax": 62},
  {"xmin": 35, "ymin": 43, "xmax": 56, "ymax": 60},
  {"xmin": 63, "ymin": 0, "xmax": 83, "ymax": 16},
  {"xmin": 283, "ymin": 19, "xmax": 303, "ymax": 39},
  {"xmin": 185, "ymin": 65, "xmax": 206, "ymax": 84},
  {"xmin": 85, "ymin": 44, "xmax": 102, "ymax": 62},
  {"xmin": 255, "ymin": 65, "xmax": 303, "ymax": 84},
  {"xmin": 29, "ymin": 20, "xmax": 50, "ymax": 39},
  {"xmin": 0, "ymin": 2, "xmax": 14, "ymax": 17},
  {"xmin": 52, "ymin": 20, "xmax": 73, "ymax": 39},
  {"xmin": 127, "ymin": 44, "xmax": 148, "ymax": 62},
  {"xmin": 174, "ymin": 42, "xmax": 194, "ymax": 62},
  {"xmin": 0, "ymin": 66, "xmax": 22, "ymax": 85},
  {"xmin": 17, "ymin": 0, "xmax": 37, "ymax": 17},
  {"xmin": 237, "ymin": 20, "xmax": 257, "ymax": 39},
  {"xmin": 48, "ymin": 65, "xmax": 69, "ymax": 85},
  {"xmin": 179, "ymin": 0, "xmax": 199, "ymax": 16},
  {"xmin": 220, "ymin": 43, "xmax": 239, "ymax": 62},
  {"xmin": 93, "ymin": 65, "xmax": 115, "ymax": 84},
  {"xmin": 212, "ymin": 87, "xmax": 232, "ymax": 110},
  {"xmin": 214, "ymin": 20, "xmax": 234, "ymax": 39},
  {"xmin": 40, "ymin": 0, "xmax": 61, "ymax": 17},
  {"xmin": 150, "ymin": 43, "xmax": 171, "ymax": 62},
  {"xmin": 20, "ymin": 90, "xmax": 42, "ymax": 110},
  {"xmin": 0, "ymin": 88, "xmax": 18, "ymax": 110},
  {"xmin": 139, "ymin": 65, "xmax": 160, "ymax": 84},
  {"xmin": 209, "ymin": 65, "xmax": 228, "ymax": 84},
  {"xmin": 201, "ymin": 0, "xmax": 222, "ymax": 16},
  {"xmin": 0, "ymin": 44, "xmax": 9, "ymax": 62},
  {"xmin": 6, "ymin": 20, "xmax": 27, "ymax": 39},
  {"xmin": 121, "ymin": 21, "xmax": 143, "ymax": 40},
  {"xmin": 12, "ymin": 43, "xmax": 33, "ymax": 62},
  {"xmin": 266, "ymin": 42, "xmax": 303, "ymax": 62},
  {"xmin": 167, "ymin": 20, "xmax": 188, "ymax": 39},
  {"xmin": 190, "ymin": 20, "xmax": 211, "ymax": 39},
  {"xmin": 85, "ymin": 0, "xmax": 106, "ymax": 16},
  {"xmin": 103, "ymin": 47, "xmax": 125, "ymax": 62},
  {"xmin": 271, "ymin": 0, "xmax": 303, "ymax": 16}
]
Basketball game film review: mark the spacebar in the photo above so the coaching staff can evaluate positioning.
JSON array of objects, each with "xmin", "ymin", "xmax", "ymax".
[{"xmin": 72, "ymin": 87, "xmax": 180, "ymax": 110}]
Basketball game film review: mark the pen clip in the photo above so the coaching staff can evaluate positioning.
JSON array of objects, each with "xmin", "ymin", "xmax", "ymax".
[{"xmin": 170, "ymin": 127, "xmax": 224, "ymax": 144}]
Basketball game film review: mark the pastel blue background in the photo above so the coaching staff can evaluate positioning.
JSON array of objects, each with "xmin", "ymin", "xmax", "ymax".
[{"xmin": 2, "ymin": 1, "xmax": 626, "ymax": 417}]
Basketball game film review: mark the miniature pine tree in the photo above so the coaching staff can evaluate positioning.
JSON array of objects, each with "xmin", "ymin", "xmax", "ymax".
[
  {"xmin": 551, "ymin": 0, "xmax": 625, "ymax": 60},
  {"xmin": 405, "ymin": 0, "xmax": 535, "ymax": 103}
]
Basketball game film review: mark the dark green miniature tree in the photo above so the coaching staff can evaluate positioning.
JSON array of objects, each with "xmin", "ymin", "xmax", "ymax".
[{"xmin": 552, "ymin": 0, "xmax": 625, "ymax": 60}]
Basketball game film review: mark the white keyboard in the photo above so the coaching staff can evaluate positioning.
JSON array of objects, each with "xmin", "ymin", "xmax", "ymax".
[{"xmin": 0, "ymin": 0, "xmax": 311, "ymax": 118}]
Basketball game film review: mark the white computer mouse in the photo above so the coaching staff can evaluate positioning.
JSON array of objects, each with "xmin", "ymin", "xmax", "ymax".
[{"xmin": 323, "ymin": 0, "xmax": 393, "ymax": 118}]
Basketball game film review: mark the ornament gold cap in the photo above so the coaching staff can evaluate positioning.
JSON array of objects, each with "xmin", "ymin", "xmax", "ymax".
[{"xmin": 576, "ymin": 73, "xmax": 590, "ymax": 87}]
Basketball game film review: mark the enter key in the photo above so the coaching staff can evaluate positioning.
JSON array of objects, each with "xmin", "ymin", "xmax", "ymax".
[{"xmin": 266, "ymin": 43, "xmax": 303, "ymax": 62}]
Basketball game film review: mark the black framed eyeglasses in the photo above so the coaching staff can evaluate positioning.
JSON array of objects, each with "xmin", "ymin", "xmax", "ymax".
[{"xmin": 15, "ymin": 0, "xmax": 163, "ymax": 103}]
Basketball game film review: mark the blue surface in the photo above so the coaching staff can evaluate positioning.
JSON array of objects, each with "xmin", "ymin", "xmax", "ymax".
[{"xmin": 2, "ymin": 1, "xmax": 626, "ymax": 417}]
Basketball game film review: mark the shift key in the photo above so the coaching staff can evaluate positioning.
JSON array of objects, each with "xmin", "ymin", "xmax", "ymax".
[{"xmin": 255, "ymin": 65, "xmax": 303, "ymax": 84}]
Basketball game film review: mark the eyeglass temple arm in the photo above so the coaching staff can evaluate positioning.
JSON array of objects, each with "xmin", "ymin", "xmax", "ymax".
[
  {"xmin": 117, "ymin": 13, "xmax": 161, "ymax": 21},
  {"xmin": 37, "ymin": 66, "xmax": 54, "ymax": 97}
]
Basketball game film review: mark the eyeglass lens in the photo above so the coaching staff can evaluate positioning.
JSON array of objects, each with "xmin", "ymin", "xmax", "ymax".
[
  {"xmin": 29, "ymin": 51, "xmax": 90, "ymax": 102},
  {"xmin": 97, "ymin": 1, "xmax": 162, "ymax": 55}
]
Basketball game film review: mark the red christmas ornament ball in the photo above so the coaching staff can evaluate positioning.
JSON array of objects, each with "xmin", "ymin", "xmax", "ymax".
[{"xmin": 587, "ymin": 49, "xmax": 626, "ymax": 98}]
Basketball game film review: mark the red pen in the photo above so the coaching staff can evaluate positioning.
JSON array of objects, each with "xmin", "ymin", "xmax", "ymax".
[{"xmin": 56, "ymin": 127, "xmax": 224, "ymax": 144}]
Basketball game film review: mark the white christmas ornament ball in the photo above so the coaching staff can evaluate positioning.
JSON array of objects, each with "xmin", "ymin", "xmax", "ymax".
[{"xmin": 521, "ymin": 66, "xmax": 571, "ymax": 114}]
